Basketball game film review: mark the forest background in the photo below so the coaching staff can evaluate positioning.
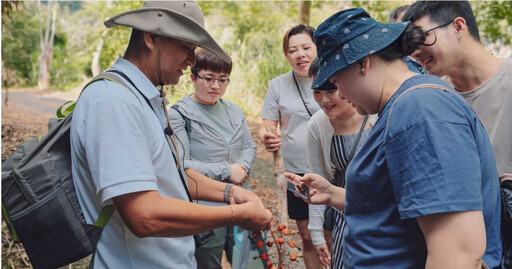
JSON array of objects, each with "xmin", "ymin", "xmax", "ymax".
[
  {"xmin": 2, "ymin": 0, "xmax": 512, "ymax": 119},
  {"xmin": 1, "ymin": 1, "xmax": 512, "ymax": 268}
]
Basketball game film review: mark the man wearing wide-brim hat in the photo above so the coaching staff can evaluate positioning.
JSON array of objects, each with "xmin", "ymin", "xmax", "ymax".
[{"xmin": 70, "ymin": 1, "xmax": 272, "ymax": 268}]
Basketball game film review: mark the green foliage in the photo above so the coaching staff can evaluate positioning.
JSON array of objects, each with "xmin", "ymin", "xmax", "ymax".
[
  {"xmin": 173, "ymin": 1, "xmax": 298, "ymax": 115},
  {"xmin": 99, "ymin": 1, "xmax": 144, "ymax": 71},
  {"xmin": 2, "ymin": 1, "xmax": 511, "ymax": 110},
  {"xmin": 473, "ymin": 1, "xmax": 512, "ymax": 44},
  {"xmin": 1, "ymin": 0, "xmax": 23, "ymax": 22},
  {"xmin": 350, "ymin": 1, "xmax": 410, "ymax": 22},
  {"xmin": 1, "ymin": 2, "xmax": 39, "ymax": 87}
]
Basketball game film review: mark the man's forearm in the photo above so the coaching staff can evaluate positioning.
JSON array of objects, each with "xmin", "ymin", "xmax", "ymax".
[{"xmin": 114, "ymin": 190, "xmax": 237, "ymax": 238}]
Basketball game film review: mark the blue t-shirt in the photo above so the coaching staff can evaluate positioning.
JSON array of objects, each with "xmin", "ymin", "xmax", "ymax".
[{"xmin": 343, "ymin": 75, "xmax": 502, "ymax": 268}]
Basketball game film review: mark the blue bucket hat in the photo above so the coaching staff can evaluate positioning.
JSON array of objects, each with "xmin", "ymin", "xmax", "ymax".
[{"xmin": 312, "ymin": 8, "xmax": 410, "ymax": 90}]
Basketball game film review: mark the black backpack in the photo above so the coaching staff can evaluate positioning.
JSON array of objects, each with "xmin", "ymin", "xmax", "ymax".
[{"xmin": 1, "ymin": 72, "xmax": 135, "ymax": 269}]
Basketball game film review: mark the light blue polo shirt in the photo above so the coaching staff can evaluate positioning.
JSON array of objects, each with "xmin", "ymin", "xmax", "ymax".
[
  {"xmin": 71, "ymin": 58, "xmax": 196, "ymax": 268},
  {"xmin": 343, "ymin": 75, "xmax": 502, "ymax": 268}
]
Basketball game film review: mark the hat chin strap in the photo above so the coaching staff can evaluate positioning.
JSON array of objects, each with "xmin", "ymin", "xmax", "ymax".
[{"xmin": 156, "ymin": 36, "xmax": 164, "ymax": 92}]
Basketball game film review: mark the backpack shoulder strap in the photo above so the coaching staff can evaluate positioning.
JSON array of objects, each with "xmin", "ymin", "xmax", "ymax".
[
  {"xmin": 67, "ymin": 71, "xmax": 145, "ymax": 227},
  {"xmin": 56, "ymin": 71, "xmax": 143, "ymax": 118},
  {"xmin": 171, "ymin": 104, "xmax": 191, "ymax": 134},
  {"xmin": 94, "ymin": 204, "xmax": 116, "ymax": 228},
  {"xmin": 384, "ymin": 83, "xmax": 453, "ymax": 139}
]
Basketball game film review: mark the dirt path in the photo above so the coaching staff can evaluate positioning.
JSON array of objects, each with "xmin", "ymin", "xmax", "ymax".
[{"xmin": 1, "ymin": 90, "xmax": 305, "ymax": 269}]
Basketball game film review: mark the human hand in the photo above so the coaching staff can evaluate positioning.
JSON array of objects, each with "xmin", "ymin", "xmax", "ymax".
[
  {"xmin": 313, "ymin": 243, "xmax": 331, "ymax": 268},
  {"xmin": 234, "ymin": 202, "xmax": 272, "ymax": 231},
  {"xmin": 284, "ymin": 172, "xmax": 334, "ymax": 206},
  {"xmin": 229, "ymin": 185, "xmax": 264, "ymax": 207},
  {"xmin": 262, "ymin": 132, "xmax": 281, "ymax": 152},
  {"xmin": 229, "ymin": 163, "xmax": 248, "ymax": 185}
]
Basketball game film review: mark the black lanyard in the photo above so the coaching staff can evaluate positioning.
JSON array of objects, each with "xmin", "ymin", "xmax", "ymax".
[
  {"xmin": 347, "ymin": 115, "xmax": 369, "ymax": 162},
  {"xmin": 292, "ymin": 71, "xmax": 313, "ymax": 117}
]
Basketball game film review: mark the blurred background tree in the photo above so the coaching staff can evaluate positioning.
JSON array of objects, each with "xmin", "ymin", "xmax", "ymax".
[{"xmin": 2, "ymin": 1, "xmax": 511, "ymax": 116}]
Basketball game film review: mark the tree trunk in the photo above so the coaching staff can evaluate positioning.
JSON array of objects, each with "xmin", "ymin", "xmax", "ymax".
[
  {"xmin": 38, "ymin": 44, "xmax": 53, "ymax": 90},
  {"xmin": 4, "ymin": 88, "xmax": 8, "ymax": 107},
  {"xmin": 267, "ymin": 126, "xmax": 288, "ymax": 226},
  {"xmin": 37, "ymin": 0, "xmax": 57, "ymax": 90},
  {"xmin": 91, "ymin": 30, "xmax": 107, "ymax": 77},
  {"xmin": 299, "ymin": 1, "xmax": 311, "ymax": 25}
]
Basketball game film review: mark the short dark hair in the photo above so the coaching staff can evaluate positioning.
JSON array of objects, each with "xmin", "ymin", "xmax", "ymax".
[
  {"xmin": 389, "ymin": 5, "xmax": 409, "ymax": 23},
  {"xmin": 124, "ymin": 29, "xmax": 148, "ymax": 59},
  {"xmin": 191, "ymin": 48, "xmax": 232, "ymax": 76},
  {"xmin": 402, "ymin": 1, "xmax": 481, "ymax": 43},
  {"xmin": 282, "ymin": 24, "xmax": 315, "ymax": 56},
  {"xmin": 308, "ymin": 57, "xmax": 320, "ymax": 78}
]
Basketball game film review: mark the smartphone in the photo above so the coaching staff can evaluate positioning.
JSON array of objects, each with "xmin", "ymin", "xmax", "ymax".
[{"xmin": 286, "ymin": 181, "xmax": 310, "ymax": 200}]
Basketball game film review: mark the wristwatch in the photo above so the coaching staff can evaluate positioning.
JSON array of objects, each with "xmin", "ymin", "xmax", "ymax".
[{"xmin": 224, "ymin": 183, "xmax": 234, "ymax": 205}]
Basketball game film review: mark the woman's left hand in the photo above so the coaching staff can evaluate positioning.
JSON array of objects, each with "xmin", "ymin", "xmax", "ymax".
[{"xmin": 313, "ymin": 243, "xmax": 331, "ymax": 268}]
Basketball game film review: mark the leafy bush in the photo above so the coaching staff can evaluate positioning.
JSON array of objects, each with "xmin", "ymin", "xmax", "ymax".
[{"xmin": 2, "ymin": 4, "xmax": 40, "ymax": 87}]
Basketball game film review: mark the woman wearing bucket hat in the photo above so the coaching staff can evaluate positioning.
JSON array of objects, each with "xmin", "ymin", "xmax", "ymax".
[
  {"xmin": 286, "ymin": 8, "xmax": 502, "ymax": 268},
  {"xmin": 258, "ymin": 24, "xmax": 322, "ymax": 269},
  {"xmin": 71, "ymin": 1, "xmax": 272, "ymax": 268}
]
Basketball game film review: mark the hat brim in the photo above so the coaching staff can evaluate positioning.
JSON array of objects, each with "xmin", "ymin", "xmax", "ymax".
[
  {"xmin": 313, "ymin": 21, "xmax": 409, "ymax": 90},
  {"xmin": 104, "ymin": 8, "xmax": 231, "ymax": 63}
]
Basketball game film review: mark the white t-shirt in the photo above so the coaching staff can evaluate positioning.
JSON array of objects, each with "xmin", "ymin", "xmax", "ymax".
[
  {"xmin": 71, "ymin": 58, "xmax": 196, "ymax": 268},
  {"xmin": 261, "ymin": 71, "xmax": 320, "ymax": 173}
]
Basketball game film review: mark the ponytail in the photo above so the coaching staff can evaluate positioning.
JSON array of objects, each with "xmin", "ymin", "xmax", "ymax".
[
  {"xmin": 401, "ymin": 24, "xmax": 428, "ymax": 56},
  {"xmin": 375, "ymin": 24, "xmax": 431, "ymax": 61}
]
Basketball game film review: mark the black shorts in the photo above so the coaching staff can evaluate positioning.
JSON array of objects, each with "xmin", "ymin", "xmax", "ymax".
[{"xmin": 287, "ymin": 173, "xmax": 309, "ymax": 221}]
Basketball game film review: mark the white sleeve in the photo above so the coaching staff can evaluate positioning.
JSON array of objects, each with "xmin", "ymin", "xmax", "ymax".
[
  {"xmin": 306, "ymin": 115, "xmax": 329, "ymax": 245},
  {"xmin": 308, "ymin": 204, "xmax": 327, "ymax": 245}
]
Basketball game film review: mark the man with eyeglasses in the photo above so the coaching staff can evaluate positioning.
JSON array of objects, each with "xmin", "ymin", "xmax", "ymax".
[
  {"xmin": 170, "ymin": 48, "xmax": 257, "ymax": 268},
  {"xmin": 403, "ymin": 1, "xmax": 511, "ymax": 268}
]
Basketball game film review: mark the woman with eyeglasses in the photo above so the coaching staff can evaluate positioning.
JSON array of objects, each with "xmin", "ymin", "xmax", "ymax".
[
  {"xmin": 286, "ymin": 8, "xmax": 502, "ymax": 268},
  {"xmin": 170, "ymin": 48, "xmax": 256, "ymax": 268},
  {"xmin": 258, "ymin": 25, "xmax": 323, "ymax": 269}
]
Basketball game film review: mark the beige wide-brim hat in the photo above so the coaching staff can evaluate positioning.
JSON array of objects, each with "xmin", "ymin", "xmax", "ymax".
[{"xmin": 104, "ymin": 1, "xmax": 231, "ymax": 63}]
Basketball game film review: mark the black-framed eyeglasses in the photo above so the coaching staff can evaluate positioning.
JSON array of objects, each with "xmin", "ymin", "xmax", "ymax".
[
  {"xmin": 424, "ymin": 20, "xmax": 454, "ymax": 35},
  {"xmin": 195, "ymin": 74, "xmax": 230, "ymax": 86}
]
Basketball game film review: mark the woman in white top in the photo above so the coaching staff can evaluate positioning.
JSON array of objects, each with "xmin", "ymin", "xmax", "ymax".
[
  {"xmin": 307, "ymin": 58, "xmax": 373, "ymax": 268},
  {"xmin": 258, "ymin": 25, "xmax": 321, "ymax": 268}
]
